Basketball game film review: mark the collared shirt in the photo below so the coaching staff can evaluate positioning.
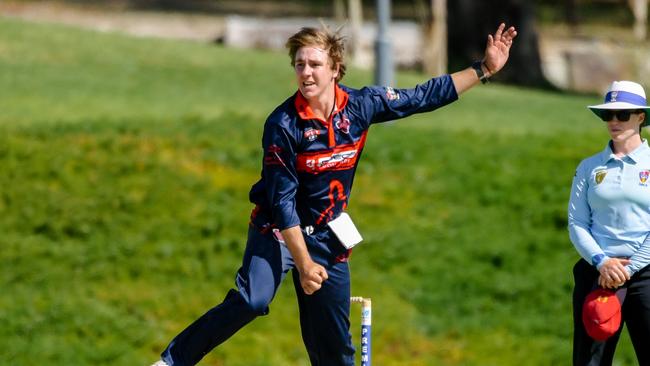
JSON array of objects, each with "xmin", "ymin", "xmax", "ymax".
[
  {"xmin": 568, "ymin": 139, "xmax": 650, "ymax": 274},
  {"xmin": 249, "ymin": 76, "xmax": 458, "ymax": 232}
]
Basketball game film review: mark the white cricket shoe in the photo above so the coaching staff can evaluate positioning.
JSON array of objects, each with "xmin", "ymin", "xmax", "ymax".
[{"xmin": 150, "ymin": 360, "xmax": 169, "ymax": 366}]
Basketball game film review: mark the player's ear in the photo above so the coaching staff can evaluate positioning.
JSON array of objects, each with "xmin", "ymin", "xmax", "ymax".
[{"xmin": 332, "ymin": 62, "xmax": 340, "ymax": 80}]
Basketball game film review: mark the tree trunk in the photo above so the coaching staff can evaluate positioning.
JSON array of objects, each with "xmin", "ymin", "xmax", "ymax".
[
  {"xmin": 565, "ymin": 0, "xmax": 579, "ymax": 26},
  {"xmin": 629, "ymin": 0, "xmax": 648, "ymax": 41},
  {"xmin": 348, "ymin": 0, "xmax": 363, "ymax": 67},
  {"xmin": 422, "ymin": 0, "xmax": 447, "ymax": 76},
  {"xmin": 447, "ymin": 0, "xmax": 549, "ymax": 87}
]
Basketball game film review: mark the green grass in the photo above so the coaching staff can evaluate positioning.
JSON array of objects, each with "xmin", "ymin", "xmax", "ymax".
[{"xmin": 0, "ymin": 18, "xmax": 641, "ymax": 365}]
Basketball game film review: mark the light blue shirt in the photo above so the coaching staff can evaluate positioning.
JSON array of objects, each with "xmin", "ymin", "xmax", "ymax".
[{"xmin": 568, "ymin": 140, "xmax": 650, "ymax": 275}]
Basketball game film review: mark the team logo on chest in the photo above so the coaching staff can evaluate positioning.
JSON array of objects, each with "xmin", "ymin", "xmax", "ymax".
[
  {"xmin": 595, "ymin": 170, "xmax": 607, "ymax": 185},
  {"xmin": 640, "ymin": 170, "xmax": 650, "ymax": 186},
  {"xmin": 335, "ymin": 114, "xmax": 351, "ymax": 134},
  {"xmin": 303, "ymin": 127, "xmax": 321, "ymax": 142}
]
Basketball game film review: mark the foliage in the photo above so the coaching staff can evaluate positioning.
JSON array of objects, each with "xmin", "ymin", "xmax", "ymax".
[{"xmin": 0, "ymin": 18, "xmax": 640, "ymax": 365}]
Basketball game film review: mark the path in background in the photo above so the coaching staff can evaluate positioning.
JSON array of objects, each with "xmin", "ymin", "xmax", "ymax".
[
  {"xmin": 0, "ymin": 1, "xmax": 421, "ymax": 70},
  {"xmin": 3, "ymin": 1, "xmax": 650, "ymax": 92},
  {"xmin": 0, "ymin": 1, "xmax": 225, "ymax": 42}
]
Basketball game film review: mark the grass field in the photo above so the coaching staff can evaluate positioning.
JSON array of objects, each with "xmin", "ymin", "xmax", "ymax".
[{"xmin": 0, "ymin": 17, "xmax": 642, "ymax": 365}]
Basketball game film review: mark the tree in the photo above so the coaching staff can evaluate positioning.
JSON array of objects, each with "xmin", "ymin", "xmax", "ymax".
[
  {"xmin": 447, "ymin": 0, "xmax": 550, "ymax": 87},
  {"xmin": 629, "ymin": 0, "xmax": 648, "ymax": 40},
  {"xmin": 422, "ymin": 0, "xmax": 448, "ymax": 76}
]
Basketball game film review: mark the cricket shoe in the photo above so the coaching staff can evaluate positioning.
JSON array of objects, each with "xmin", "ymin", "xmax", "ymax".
[{"xmin": 150, "ymin": 360, "xmax": 169, "ymax": 366}]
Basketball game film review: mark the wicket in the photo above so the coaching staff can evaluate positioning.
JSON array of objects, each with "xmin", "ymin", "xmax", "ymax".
[{"xmin": 350, "ymin": 297, "xmax": 372, "ymax": 366}]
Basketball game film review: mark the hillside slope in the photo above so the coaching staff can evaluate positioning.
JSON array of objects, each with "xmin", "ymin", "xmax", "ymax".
[{"xmin": 0, "ymin": 18, "xmax": 639, "ymax": 365}]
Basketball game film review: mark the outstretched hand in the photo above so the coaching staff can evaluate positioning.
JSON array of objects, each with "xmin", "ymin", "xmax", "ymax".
[{"xmin": 483, "ymin": 23, "xmax": 517, "ymax": 75}]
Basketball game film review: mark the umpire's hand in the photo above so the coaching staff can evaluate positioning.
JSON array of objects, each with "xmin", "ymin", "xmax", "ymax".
[{"xmin": 598, "ymin": 258, "xmax": 631, "ymax": 288}]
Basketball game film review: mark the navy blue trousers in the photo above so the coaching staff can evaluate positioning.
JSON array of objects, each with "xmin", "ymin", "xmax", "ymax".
[
  {"xmin": 572, "ymin": 259, "xmax": 650, "ymax": 365},
  {"xmin": 161, "ymin": 226, "xmax": 355, "ymax": 366}
]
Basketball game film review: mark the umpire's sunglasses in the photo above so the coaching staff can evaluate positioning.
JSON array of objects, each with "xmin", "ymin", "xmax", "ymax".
[{"xmin": 599, "ymin": 109, "xmax": 643, "ymax": 122}]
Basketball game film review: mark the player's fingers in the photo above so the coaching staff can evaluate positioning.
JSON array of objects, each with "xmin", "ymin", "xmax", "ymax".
[
  {"xmin": 494, "ymin": 22, "xmax": 505, "ymax": 40},
  {"xmin": 502, "ymin": 27, "xmax": 516, "ymax": 41},
  {"xmin": 318, "ymin": 267, "xmax": 329, "ymax": 281},
  {"xmin": 309, "ymin": 271, "xmax": 324, "ymax": 284},
  {"xmin": 305, "ymin": 280, "xmax": 321, "ymax": 294}
]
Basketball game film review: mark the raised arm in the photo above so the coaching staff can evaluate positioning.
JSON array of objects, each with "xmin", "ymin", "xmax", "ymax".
[{"xmin": 451, "ymin": 23, "xmax": 517, "ymax": 94}]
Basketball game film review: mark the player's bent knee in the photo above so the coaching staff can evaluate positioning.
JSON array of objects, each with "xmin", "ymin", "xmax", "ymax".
[
  {"xmin": 245, "ymin": 297, "xmax": 271, "ymax": 315},
  {"xmin": 236, "ymin": 291, "xmax": 271, "ymax": 315}
]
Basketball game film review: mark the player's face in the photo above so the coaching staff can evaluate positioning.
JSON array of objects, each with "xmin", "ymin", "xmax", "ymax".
[
  {"xmin": 294, "ymin": 46, "xmax": 338, "ymax": 103},
  {"xmin": 605, "ymin": 111, "xmax": 645, "ymax": 142}
]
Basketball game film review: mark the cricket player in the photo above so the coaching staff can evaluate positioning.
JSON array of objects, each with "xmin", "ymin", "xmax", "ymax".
[{"xmin": 152, "ymin": 22, "xmax": 517, "ymax": 366}]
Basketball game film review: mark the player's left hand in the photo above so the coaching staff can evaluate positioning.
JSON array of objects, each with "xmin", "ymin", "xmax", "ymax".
[{"xmin": 483, "ymin": 23, "xmax": 517, "ymax": 75}]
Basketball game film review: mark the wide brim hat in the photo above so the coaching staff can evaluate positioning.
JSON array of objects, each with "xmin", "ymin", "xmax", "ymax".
[{"xmin": 588, "ymin": 80, "xmax": 650, "ymax": 127}]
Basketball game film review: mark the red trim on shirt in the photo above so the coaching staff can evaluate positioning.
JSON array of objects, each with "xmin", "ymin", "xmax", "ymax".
[{"xmin": 294, "ymin": 84, "xmax": 349, "ymax": 125}]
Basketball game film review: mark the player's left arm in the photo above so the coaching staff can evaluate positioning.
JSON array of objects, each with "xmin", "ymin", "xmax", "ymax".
[
  {"xmin": 363, "ymin": 23, "xmax": 516, "ymax": 124},
  {"xmin": 281, "ymin": 226, "xmax": 328, "ymax": 295}
]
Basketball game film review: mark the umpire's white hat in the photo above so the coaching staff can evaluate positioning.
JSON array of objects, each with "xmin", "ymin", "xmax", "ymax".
[{"xmin": 588, "ymin": 80, "xmax": 650, "ymax": 127}]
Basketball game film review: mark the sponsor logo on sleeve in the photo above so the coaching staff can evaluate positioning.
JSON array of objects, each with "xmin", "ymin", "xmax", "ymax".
[
  {"xmin": 385, "ymin": 86, "xmax": 400, "ymax": 101},
  {"xmin": 264, "ymin": 144, "xmax": 285, "ymax": 166}
]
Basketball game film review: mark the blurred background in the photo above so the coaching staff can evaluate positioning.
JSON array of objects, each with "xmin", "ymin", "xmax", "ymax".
[
  {"xmin": 0, "ymin": 1, "xmax": 648, "ymax": 365},
  {"xmin": 3, "ymin": 0, "xmax": 650, "ymax": 90}
]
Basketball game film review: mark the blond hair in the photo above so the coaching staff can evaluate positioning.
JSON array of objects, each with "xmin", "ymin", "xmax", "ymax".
[{"xmin": 285, "ymin": 27, "xmax": 347, "ymax": 82}]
